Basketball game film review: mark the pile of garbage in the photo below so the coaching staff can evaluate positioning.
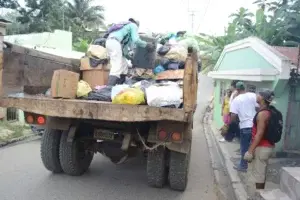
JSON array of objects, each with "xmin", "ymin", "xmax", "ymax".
[
  {"xmin": 67, "ymin": 34, "xmax": 195, "ymax": 108},
  {"xmin": 76, "ymin": 78, "xmax": 183, "ymax": 108}
]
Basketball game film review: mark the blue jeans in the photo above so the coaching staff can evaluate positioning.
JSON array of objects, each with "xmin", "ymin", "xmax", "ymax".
[{"xmin": 239, "ymin": 128, "xmax": 252, "ymax": 169}]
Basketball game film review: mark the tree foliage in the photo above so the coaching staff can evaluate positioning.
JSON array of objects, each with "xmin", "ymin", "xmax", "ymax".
[
  {"xmin": 198, "ymin": 0, "xmax": 300, "ymax": 72},
  {"xmin": 0, "ymin": 0, "xmax": 105, "ymax": 49}
]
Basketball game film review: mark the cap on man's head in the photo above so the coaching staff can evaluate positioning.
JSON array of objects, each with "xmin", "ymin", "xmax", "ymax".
[
  {"xmin": 236, "ymin": 81, "xmax": 245, "ymax": 90},
  {"xmin": 129, "ymin": 18, "xmax": 140, "ymax": 27},
  {"xmin": 259, "ymin": 89, "xmax": 275, "ymax": 103}
]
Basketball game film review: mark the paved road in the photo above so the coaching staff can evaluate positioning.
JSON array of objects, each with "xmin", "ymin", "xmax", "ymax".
[{"xmin": 0, "ymin": 74, "xmax": 216, "ymax": 200}]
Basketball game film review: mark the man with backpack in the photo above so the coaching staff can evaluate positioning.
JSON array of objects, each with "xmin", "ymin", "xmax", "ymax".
[
  {"xmin": 105, "ymin": 18, "xmax": 155, "ymax": 86},
  {"xmin": 244, "ymin": 90, "xmax": 282, "ymax": 194}
]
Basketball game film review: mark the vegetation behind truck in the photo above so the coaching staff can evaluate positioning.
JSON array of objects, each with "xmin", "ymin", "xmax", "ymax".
[{"xmin": 0, "ymin": 41, "xmax": 198, "ymax": 191}]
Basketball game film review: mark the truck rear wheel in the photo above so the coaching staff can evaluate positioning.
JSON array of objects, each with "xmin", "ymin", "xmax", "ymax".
[
  {"xmin": 59, "ymin": 131, "xmax": 94, "ymax": 176},
  {"xmin": 40, "ymin": 129, "xmax": 63, "ymax": 173},
  {"xmin": 169, "ymin": 150, "xmax": 191, "ymax": 191},
  {"xmin": 146, "ymin": 146, "xmax": 167, "ymax": 188}
]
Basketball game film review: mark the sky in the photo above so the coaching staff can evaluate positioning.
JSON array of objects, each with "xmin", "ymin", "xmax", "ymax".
[
  {"xmin": 98, "ymin": 0, "xmax": 258, "ymax": 35},
  {"xmin": 4, "ymin": 0, "xmax": 259, "ymax": 36}
]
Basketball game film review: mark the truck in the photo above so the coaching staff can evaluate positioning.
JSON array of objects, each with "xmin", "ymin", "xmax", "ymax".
[{"xmin": 0, "ymin": 40, "xmax": 198, "ymax": 191}]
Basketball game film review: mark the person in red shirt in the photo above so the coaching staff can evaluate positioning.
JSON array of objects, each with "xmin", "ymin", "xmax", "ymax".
[{"xmin": 244, "ymin": 90, "xmax": 275, "ymax": 194}]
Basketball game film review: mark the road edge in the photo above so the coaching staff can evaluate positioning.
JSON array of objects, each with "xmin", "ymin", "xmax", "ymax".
[
  {"xmin": 209, "ymin": 124, "xmax": 248, "ymax": 200},
  {"xmin": 201, "ymin": 104, "xmax": 234, "ymax": 200},
  {"xmin": 0, "ymin": 134, "xmax": 37, "ymax": 148},
  {"xmin": 202, "ymin": 103, "xmax": 247, "ymax": 200}
]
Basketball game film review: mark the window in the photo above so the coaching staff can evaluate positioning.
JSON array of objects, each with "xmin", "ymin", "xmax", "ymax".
[
  {"xmin": 247, "ymin": 84, "xmax": 257, "ymax": 93},
  {"xmin": 219, "ymin": 81, "xmax": 225, "ymax": 104},
  {"xmin": 6, "ymin": 107, "xmax": 18, "ymax": 122}
]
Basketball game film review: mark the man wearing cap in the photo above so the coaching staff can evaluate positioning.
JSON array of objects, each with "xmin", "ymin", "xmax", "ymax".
[
  {"xmin": 106, "ymin": 18, "xmax": 155, "ymax": 86},
  {"xmin": 244, "ymin": 90, "xmax": 275, "ymax": 195},
  {"xmin": 229, "ymin": 81, "xmax": 258, "ymax": 172}
]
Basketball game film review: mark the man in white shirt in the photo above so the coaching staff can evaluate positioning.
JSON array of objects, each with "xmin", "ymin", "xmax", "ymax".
[{"xmin": 230, "ymin": 81, "xmax": 258, "ymax": 172}]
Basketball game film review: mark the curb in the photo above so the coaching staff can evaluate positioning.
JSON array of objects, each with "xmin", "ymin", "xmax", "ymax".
[
  {"xmin": 0, "ymin": 134, "xmax": 37, "ymax": 148},
  {"xmin": 203, "ymin": 123, "xmax": 230, "ymax": 200},
  {"xmin": 209, "ymin": 123, "xmax": 248, "ymax": 200},
  {"xmin": 202, "ymin": 104, "xmax": 236, "ymax": 200}
]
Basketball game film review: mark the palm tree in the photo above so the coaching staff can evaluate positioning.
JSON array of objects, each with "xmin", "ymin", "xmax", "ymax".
[
  {"xmin": 65, "ymin": 0, "xmax": 105, "ymax": 30},
  {"xmin": 253, "ymin": 0, "xmax": 270, "ymax": 11},
  {"xmin": 195, "ymin": 23, "xmax": 239, "ymax": 73},
  {"xmin": 229, "ymin": 7, "xmax": 254, "ymax": 32},
  {"xmin": 251, "ymin": 8, "xmax": 298, "ymax": 46}
]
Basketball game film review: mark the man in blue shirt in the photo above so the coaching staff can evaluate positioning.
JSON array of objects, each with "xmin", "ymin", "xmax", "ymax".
[{"xmin": 106, "ymin": 18, "xmax": 155, "ymax": 86}]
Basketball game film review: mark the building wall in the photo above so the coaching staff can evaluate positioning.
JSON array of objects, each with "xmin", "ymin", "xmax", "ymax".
[
  {"xmin": 272, "ymin": 80, "xmax": 289, "ymax": 152},
  {"xmin": 4, "ymin": 30, "xmax": 72, "ymax": 51},
  {"xmin": 213, "ymin": 80, "xmax": 231, "ymax": 129},
  {"xmin": 217, "ymin": 47, "xmax": 274, "ymax": 71}
]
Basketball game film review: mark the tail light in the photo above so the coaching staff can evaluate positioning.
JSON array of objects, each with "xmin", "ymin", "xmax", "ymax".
[
  {"xmin": 158, "ymin": 129, "xmax": 168, "ymax": 140},
  {"xmin": 26, "ymin": 115, "xmax": 34, "ymax": 124},
  {"xmin": 37, "ymin": 116, "xmax": 46, "ymax": 125},
  {"xmin": 171, "ymin": 132, "xmax": 182, "ymax": 141},
  {"xmin": 25, "ymin": 113, "xmax": 46, "ymax": 125}
]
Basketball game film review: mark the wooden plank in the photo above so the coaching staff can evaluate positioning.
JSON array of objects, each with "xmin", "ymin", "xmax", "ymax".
[
  {"xmin": 183, "ymin": 53, "xmax": 198, "ymax": 113},
  {"xmin": 0, "ymin": 96, "xmax": 188, "ymax": 122},
  {"xmin": 155, "ymin": 70, "xmax": 184, "ymax": 80}
]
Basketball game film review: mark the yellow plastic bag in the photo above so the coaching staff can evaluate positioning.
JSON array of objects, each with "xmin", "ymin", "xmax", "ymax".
[
  {"xmin": 112, "ymin": 88, "xmax": 145, "ymax": 105},
  {"xmin": 77, "ymin": 80, "xmax": 92, "ymax": 98}
]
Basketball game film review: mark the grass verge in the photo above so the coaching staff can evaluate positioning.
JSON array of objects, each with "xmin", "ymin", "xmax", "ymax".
[{"xmin": 0, "ymin": 121, "xmax": 30, "ymax": 142}]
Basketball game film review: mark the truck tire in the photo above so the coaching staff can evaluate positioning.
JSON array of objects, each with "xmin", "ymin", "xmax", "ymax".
[
  {"xmin": 146, "ymin": 146, "xmax": 167, "ymax": 188},
  {"xmin": 40, "ymin": 129, "xmax": 63, "ymax": 173},
  {"xmin": 169, "ymin": 150, "xmax": 191, "ymax": 191},
  {"xmin": 59, "ymin": 131, "xmax": 94, "ymax": 176}
]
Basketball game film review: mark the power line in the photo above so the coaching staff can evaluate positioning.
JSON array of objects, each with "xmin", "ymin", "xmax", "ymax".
[{"xmin": 195, "ymin": 0, "xmax": 211, "ymax": 34}]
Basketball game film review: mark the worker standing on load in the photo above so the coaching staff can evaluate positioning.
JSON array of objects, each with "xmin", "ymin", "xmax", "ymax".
[{"xmin": 105, "ymin": 18, "xmax": 155, "ymax": 86}]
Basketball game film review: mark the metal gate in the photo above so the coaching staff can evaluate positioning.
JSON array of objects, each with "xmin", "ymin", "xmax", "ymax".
[{"xmin": 284, "ymin": 86, "xmax": 300, "ymax": 153}]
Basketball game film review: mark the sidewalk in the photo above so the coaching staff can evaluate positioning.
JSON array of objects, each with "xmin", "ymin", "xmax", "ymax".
[{"xmin": 206, "ymin": 112, "xmax": 300, "ymax": 199}]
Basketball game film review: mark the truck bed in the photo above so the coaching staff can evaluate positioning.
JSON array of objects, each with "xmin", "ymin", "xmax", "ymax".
[
  {"xmin": 1, "ymin": 43, "xmax": 198, "ymax": 123},
  {"xmin": 0, "ymin": 94, "xmax": 188, "ymax": 122}
]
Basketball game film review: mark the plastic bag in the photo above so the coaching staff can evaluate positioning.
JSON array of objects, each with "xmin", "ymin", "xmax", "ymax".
[
  {"xmin": 146, "ymin": 83, "xmax": 183, "ymax": 108},
  {"xmin": 77, "ymin": 80, "xmax": 92, "ymax": 98},
  {"xmin": 157, "ymin": 45, "xmax": 171, "ymax": 56},
  {"xmin": 153, "ymin": 65, "xmax": 165, "ymax": 74},
  {"xmin": 164, "ymin": 45, "xmax": 188, "ymax": 62},
  {"xmin": 87, "ymin": 86, "xmax": 112, "ymax": 101},
  {"xmin": 112, "ymin": 88, "xmax": 145, "ymax": 105},
  {"xmin": 133, "ymin": 80, "xmax": 154, "ymax": 93},
  {"xmin": 111, "ymin": 84, "xmax": 130, "ymax": 100}
]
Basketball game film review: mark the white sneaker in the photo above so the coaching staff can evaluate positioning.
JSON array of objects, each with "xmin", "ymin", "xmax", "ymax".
[{"xmin": 219, "ymin": 138, "xmax": 226, "ymax": 142}]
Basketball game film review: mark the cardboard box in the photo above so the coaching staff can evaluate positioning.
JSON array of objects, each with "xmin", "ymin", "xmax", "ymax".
[
  {"xmin": 82, "ymin": 69, "xmax": 109, "ymax": 89},
  {"xmin": 80, "ymin": 57, "xmax": 111, "ymax": 71},
  {"xmin": 51, "ymin": 70, "xmax": 79, "ymax": 99}
]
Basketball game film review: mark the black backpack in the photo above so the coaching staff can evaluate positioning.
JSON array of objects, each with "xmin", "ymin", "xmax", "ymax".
[{"xmin": 254, "ymin": 105, "xmax": 283, "ymax": 144}]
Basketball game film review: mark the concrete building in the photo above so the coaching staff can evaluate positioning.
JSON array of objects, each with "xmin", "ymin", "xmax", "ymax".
[{"xmin": 208, "ymin": 37, "xmax": 300, "ymax": 153}]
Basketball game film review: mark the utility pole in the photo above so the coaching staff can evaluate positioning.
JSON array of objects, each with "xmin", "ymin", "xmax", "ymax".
[
  {"xmin": 190, "ymin": 11, "xmax": 195, "ymax": 33},
  {"xmin": 187, "ymin": 0, "xmax": 199, "ymax": 33}
]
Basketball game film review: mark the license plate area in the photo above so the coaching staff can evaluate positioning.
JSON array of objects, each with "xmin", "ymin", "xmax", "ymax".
[{"xmin": 94, "ymin": 129, "xmax": 115, "ymax": 140}]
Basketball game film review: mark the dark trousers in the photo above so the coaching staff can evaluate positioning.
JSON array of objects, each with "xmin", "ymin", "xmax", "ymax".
[
  {"xmin": 239, "ymin": 128, "xmax": 252, "ymax": 169},
  {"xmin": 225, "ymin": 122, "xmax": 240, "ymax": 141}
]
